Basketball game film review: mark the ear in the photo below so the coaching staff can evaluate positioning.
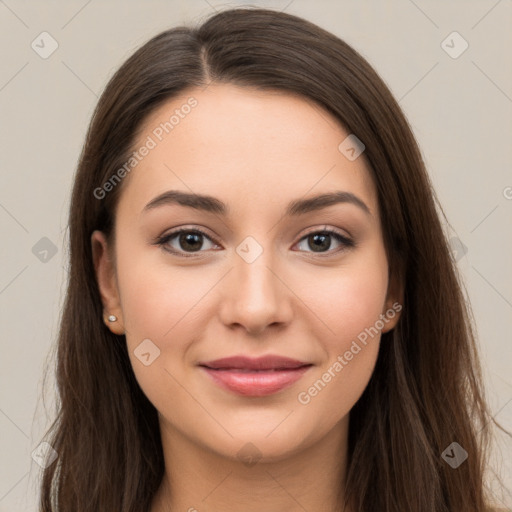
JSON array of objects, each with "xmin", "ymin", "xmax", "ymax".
[
  {"xmin": 381, "ymin": 267, "xmax": 404, "ymax": 333},
  {"xmin": 91, "ymin": 230, "xmax": 125, "ymax": 335}
]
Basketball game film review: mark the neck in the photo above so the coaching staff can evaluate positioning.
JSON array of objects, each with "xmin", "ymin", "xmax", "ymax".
[{"xmin": 151, "ymin": 416, "xmax": 351, "ymax": 512}]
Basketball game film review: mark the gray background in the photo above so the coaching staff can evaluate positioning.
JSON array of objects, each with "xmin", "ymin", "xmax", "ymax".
[{"xmin": 0, "ymin": 0, "xmax": 511, "ymax": 509}]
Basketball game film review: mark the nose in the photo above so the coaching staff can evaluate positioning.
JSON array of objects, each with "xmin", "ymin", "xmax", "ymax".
[{"xmin": 218, "ymin": 254, "xmax": 293, "ymax": 336}]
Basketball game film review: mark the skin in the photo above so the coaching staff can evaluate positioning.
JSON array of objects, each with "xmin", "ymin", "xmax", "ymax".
[{"xmin": 92, "ymin": 83, "xmax": 402, "ymax": 512}]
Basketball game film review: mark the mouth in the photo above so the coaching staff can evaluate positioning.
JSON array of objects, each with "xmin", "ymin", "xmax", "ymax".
[{"xmin": 198, "ymin": 355, "xmax": 313, "ymax": 396}]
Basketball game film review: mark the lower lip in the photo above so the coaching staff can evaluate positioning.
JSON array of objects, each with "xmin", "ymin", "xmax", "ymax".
[{"xmin": 200, "ymin": 366, "xmax": 311, "ymax": 396}]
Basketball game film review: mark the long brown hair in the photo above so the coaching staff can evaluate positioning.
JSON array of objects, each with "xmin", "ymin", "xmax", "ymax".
[{"xmin": 38, "ymin": 6, "xmax": 509, "ymax": 511}]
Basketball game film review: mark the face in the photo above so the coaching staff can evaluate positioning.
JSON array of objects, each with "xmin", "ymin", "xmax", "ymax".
[{"xmin": 92, "ymin": 83, "xmax": 402, "ymax": 463}]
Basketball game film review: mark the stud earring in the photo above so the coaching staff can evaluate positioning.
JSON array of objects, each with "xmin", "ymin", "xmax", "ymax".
[{"xmin": 108, "ymin": 315, "xmax": 117, "ymax": 322}]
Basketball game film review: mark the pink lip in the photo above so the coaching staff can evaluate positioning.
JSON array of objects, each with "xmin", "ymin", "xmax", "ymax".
[{"xmin": 198, "ymin": 355, "xmax": 312, "ymax": 396}]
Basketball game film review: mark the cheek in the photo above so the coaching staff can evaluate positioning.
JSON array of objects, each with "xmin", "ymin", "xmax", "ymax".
[
  {"xmin": 116, "ymin": 250, "xmax": 205, "ymax": 416},
  {"xmin": 115, "ymin": 237, "xmax": 207, "ymax": 342},
  {"xmin": 295, "ymin": 274, "xmax": 384, "ymax": 427},
  {"xmin": 296, "ymin": 254, "xmax": 388, "ymax": 349},
  {"xmin": 297, "ymin": 343, "xmax": 379, "ymax": 432},
  {"xmin": 115, "ymin": 245, "xmax": 221, "ymax": 405},
  {"xmin": 293, "ymin": 251, "xmax": 387, "ymax": 417}
]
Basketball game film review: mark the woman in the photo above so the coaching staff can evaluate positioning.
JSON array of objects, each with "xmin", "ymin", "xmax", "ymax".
[{"xmin": 38, "ymin": 6, "xmax": 510, "ymax": 511}]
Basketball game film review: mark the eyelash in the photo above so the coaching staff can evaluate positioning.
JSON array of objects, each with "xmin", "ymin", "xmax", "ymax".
[{"xmin": 154, "ymin": 226, "xmax": 355, "ymax": 259}]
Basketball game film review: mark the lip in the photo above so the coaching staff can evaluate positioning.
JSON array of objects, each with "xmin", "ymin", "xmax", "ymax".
[
  {"xmin": 199, "ymin": 355, "xmax": 310, "ymax": 371},
  {"xmin": 198, "ymin": 355, "xmax": 312, "ymax": 397}
]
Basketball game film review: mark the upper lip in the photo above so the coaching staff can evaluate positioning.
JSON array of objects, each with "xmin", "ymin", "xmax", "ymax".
[{"xmin": 198, "ymin": 355, "xmax": 311, "ymax": 371}]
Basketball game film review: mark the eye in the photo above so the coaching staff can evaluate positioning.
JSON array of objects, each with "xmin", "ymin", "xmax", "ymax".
[
  {"xmin": 155, "ymin": 226, "xmax": 355, "ymax": 258},
  {"xmin": 294, "ymin": 228, "xmax": 355, "ymax": 256},
  {"xmin": 155, "ymin": 227, "xmax": 219, "ymax": 257}
]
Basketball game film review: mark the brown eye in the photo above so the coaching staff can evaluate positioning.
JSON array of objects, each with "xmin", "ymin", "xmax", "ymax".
[
  {"xmin": 295, "ymin": 230, "xmax": 354, "ymax": 255},
  {"xmin": 157, "ymin": 228, "xmax": 219, "ymax": 257},
  {"xmin": 176, "ymin": 232, "xmax": 204, "ymax": 252}
]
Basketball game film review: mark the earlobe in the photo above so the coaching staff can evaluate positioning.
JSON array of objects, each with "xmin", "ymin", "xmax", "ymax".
[
  {"xmin": 91, "ymin": 230, "xmax": 125, "ymax": 335},
  {"xmin": 381, "ymin": 270, "xmax": 404, "ymax": 333}
]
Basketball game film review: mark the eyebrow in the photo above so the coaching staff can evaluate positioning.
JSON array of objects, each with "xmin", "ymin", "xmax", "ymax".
[{"xmin": 142, "ymin": 190, "xmax": 371, "ymax": 217}]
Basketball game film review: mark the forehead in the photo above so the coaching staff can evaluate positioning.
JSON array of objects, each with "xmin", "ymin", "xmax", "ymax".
[{"xmin": 118, "ymin": 83, "xmax": 377, "ymax": 220}]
